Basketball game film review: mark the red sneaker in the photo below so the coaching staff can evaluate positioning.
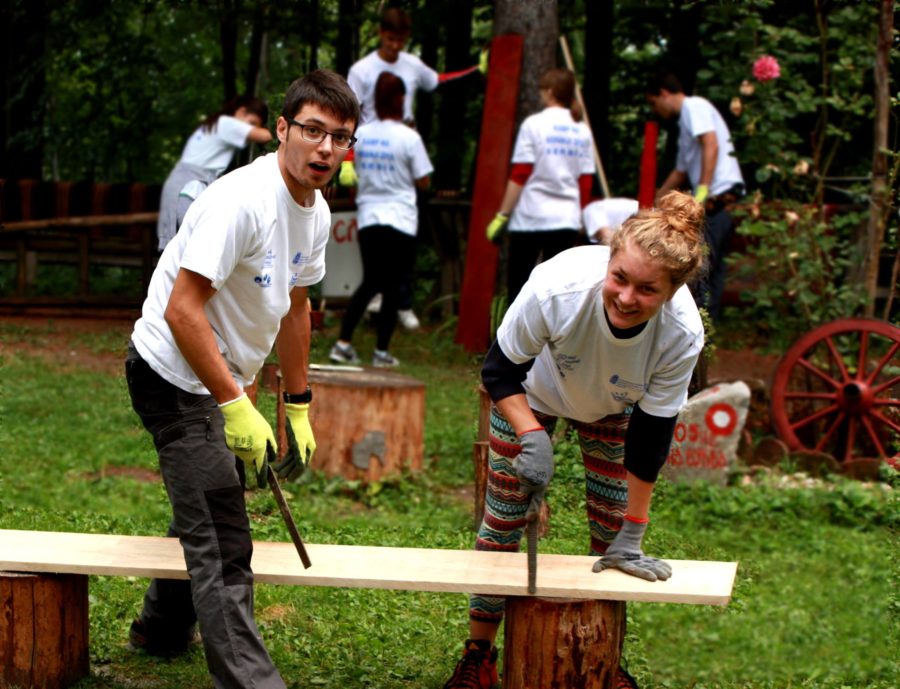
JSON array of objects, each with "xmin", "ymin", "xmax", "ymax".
[{"xmin": 442, "ymin": 639, "xmax": 499, "ymax": 689}]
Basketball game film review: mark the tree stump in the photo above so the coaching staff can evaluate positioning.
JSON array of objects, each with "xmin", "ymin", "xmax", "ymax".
[
  {"xmin": 303, "ymin": 368, "xmax": 425, "ymax": 482},
  {"xmin": 0, "ymin": 572, "xmax": 89, "ymax": 689},
  {"xmin": 503, "ymin": 597, "xmax": 626, "ymax": 689}
]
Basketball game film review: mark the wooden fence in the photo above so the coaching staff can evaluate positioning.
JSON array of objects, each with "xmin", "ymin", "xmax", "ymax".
[{"xmin": 0, "ymin": 178, "xmax": 160, "ymax": 311}]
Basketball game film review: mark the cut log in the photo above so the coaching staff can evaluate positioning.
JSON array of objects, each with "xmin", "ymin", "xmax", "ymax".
[
  {"xmin": 503, "ymin": 596, "xmax": 626, "ymax": 689},
  {"xmin": 0, "ymin": 572, "xmax": 89, "ymax": 689},
  {"xmin": 306, "ymin": 367, "xmax": 425, "ymax": 481}
]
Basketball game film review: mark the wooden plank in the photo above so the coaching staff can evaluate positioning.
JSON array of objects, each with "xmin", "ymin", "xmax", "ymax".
[
  {"xmin": 0, "ymin": 212, "xmax": 158, "ymax": 233},
  {"xmin": 0, "ymin": 530, "xmax": 737, "ymax": 606}
]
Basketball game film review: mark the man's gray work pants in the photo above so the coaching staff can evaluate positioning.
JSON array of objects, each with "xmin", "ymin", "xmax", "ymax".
[{"xmin": 125, "ymin": 344, "xmax": 286, "ymax": 689}]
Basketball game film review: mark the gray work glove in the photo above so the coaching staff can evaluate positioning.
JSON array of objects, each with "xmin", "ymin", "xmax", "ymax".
[
  {"xmin": 514, "ymin": 429, "xmax": 554, "ymax": 519},
  {"xmin": 592, "ymin": 519, "xmax": 672, "ymax": 582}
]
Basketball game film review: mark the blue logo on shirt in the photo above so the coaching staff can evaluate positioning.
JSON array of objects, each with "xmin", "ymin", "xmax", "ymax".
[{"xmin": 254, "ymin": 273, "xmax": 272, "ymax": 288}]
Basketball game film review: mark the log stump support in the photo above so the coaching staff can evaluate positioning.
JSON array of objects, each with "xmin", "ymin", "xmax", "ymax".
[
  {"xmin": 503, "ymin": 597, "xmax": 626, "ymax": 689},
  {"xmin": 0, "ymin": 572, "xmax": 89, "ymax": 689}
]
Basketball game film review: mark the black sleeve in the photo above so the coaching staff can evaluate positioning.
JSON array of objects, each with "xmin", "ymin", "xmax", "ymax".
[
  {"xmin": 481, "ymin": 339, "xmax": 535, "ymax": 402},
  {"xmin": 624, "ymin": 403, "xmax": 678, "ymax": 483}
]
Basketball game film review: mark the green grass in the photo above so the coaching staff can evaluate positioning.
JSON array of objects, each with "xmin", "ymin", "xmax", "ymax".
[{"xmin": 0, "ymin": 318, "xmax": 897, "ymax": 689}]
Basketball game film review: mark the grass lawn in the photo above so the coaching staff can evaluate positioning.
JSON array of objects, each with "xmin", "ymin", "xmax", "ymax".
[{"xmin": 0, "ymin": 316, "xmax": 896, "ymax": 689}]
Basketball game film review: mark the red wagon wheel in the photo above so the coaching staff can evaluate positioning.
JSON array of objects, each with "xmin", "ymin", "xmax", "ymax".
[{"xmin": 771, "ymin": 318, "xmax": 900, "ymax": 466}]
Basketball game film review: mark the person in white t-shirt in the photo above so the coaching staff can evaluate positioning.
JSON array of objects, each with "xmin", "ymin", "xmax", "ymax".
[
  {"xmin": 485, "ymin": 68, "xmax": 596, "ymax": 303},
  {"xmin": 329, "ymin": 72, "xmax": 433, "ymax": 368},
  {"xmin": 344, "ymin": 6, "xmax": 485, "ymax": 328},
  {"xmin": 156, "ymin": 95, "xmax": 273, "ymax": 251},
  {"xmin": 125, "ymin": 71, "xmax": 359, "ymax": 689},
  {"xmin": 582, "ymin": 197, "xmax": 640, "ymax": 245},
  {"xmin": 443, "ymin": 191, "xmax": 706, "ymax": 689},
  {"xmin": 647, "ymin": 71, "xmax": 745, "ymax": 321}
]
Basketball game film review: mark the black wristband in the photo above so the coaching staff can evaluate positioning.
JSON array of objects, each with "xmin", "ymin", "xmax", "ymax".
[{"xmin": 283, "ymin": 386, "xmax": 312, "ymax": 404}]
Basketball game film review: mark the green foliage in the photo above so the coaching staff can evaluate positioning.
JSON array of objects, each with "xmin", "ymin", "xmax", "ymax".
[
  {"xmin": 3, "ymin": 318, "xmax": 898, "ymax": 688},
  {"xmin": 730, "ymin": 202, "xmax": 868, "ymax": 348}
]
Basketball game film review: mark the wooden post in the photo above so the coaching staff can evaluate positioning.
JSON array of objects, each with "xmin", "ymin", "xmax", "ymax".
[
  {"xmin": 638, "ymin": 121, "xmax": 658, "ymax": 209},
  {"xmin": 304, "ymin": 368, "xmax": 425, "ymax": 482},
  {"xmin": 473, "ymin": 441, "xmax": 489, "ymax": 530},
  {"xmin": 0, "ymin": 572, "xmax": 90, "ymax": 689},
  {"xmin": 503, "ymin": 597, "xmax": 626, "ymax": 689},
  {"xmin": 456, "ymin": 33, "xmax": 524, "ymax": 352}
]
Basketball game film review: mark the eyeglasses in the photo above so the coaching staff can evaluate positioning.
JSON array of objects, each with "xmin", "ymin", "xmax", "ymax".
[{"xmin": 287, "ymin": 119, "xmax": 357, "ymax": 150}]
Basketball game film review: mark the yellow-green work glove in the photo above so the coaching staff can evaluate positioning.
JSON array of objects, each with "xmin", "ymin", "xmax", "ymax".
[
  {"xmin": 478, "ymin": 47, "xmax": 490, "ymax": 75},
  {"xmin": 694, "ymin": 184, "xmax": 709, "ymax": 204},
  {"xmin": 485, "ymin": 212, "xmax": 509, "ymax": 243},
  {"xmin": 338, "ymin": 160, "xmax": 358, "ymax": 187},
  {"xmin": 219, "ymin": 393, "xmax": 275, "ymax": 489},
  {"xmin": 273, "ymin": 403, "xmax": 317, "ymax": 481}
]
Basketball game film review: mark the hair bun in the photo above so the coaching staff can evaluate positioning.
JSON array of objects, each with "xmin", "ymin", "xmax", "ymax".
[{"xmin": 657, "ymin": 190, "xmax": 704, "ymax": 239}]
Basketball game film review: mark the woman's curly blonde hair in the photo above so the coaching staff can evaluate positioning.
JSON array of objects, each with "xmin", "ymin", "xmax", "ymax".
[{"xmin": 609, "ymin": 190, "xmax": 706, "ymax": 288}]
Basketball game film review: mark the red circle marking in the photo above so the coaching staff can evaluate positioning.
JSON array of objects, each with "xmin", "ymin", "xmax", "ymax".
[{"xmin": 705, "ymin": 403, "xmax": 737, "ymax": 436}]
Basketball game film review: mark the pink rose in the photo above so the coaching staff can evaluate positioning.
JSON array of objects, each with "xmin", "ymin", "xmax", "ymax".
[{"xmin": 753, "ymin": 55, "xmax": 781, "ymax": 82}]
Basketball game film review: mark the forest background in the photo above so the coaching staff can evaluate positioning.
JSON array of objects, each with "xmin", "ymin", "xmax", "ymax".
[{"xmin": 0, "ymin": 0, "xmax": 898, "ymax": 342}]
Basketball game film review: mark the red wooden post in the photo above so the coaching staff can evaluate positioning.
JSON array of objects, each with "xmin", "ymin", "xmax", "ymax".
[
  {"xmin": 637, "ymin": 121, "xmax": 659, "ymax": 209},
  {"xmin": 455, "ymin": 33, "xmax": 524, "ymax": 353}
]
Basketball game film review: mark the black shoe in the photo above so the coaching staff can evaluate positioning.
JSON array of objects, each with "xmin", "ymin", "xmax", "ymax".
[
  {"xmin": 442, "ymin": 639, "xmax": 499, "ymax": 689},
  {"xmin": 128, "ymin": 618, "xmax": 198, "ymax": 657}
]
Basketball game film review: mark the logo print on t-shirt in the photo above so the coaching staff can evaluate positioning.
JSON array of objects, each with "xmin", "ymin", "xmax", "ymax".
[
  {"xmin": 254, "ymin": 273, "xmax": 272, "ymax": 288},
  {"xmin": 554, "ymin": 353, "xmax": 580, "ymax": 378},
  {"xmin": 293, "ymin": 252, "xmax": 309, "ymax": 265}
]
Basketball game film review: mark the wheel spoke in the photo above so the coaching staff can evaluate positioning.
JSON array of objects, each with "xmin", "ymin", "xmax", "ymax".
[
  {"xmin": 797, "ymin": 357, "xmax": 841, "ymax": 388},
  {"xmin": 824, "ymin": 335, "xmax": 850, "ymax": 380},
  {"xmin": 785, "ymin": 391, "xmax": 837, "ymax": 401},
  {"xmin": 790, "ymin": 403, "xmax": 840, "ymax": 432},
  {"xmin": 874, "ymin": 397, "xmax": 900, "ymax": 407},
  {"xmin": 869, "ymin": 408, "xmax": 900, "ymax": 436},
  {"xmin": 857, "ymin": 331, "xmax": 869, "ymax": 380},
  {"xmin": 865, "ymin": 340, "xmax": 900, "ymax": 385},
  {"xmin": 842, "ymin": 417, "xmax": 858, "ymax": 462},
  {"xmin": 860, "ymin": 415, "xmax": 887, "ymax": 458},
  {"xmin": 815, "ymin": 411, "xmax": 847, "ymax": 453}
]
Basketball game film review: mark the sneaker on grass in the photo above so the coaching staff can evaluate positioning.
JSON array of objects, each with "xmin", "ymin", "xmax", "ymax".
[
  {"xmin": 398, "ymin": 308, "xmax": 420, "ymax": 330},
  {"xmin": 329, "ymin": 341, "xmax": 361, "ymax": 365},
  {"xmin": 372, "ymin": 350, "xmax": 400, "ymax": 368},
  {"xmin": 442, "ymin": 639, "xmax": 499, "ymax": 689},
  {"xmin": 128, "ymin": 619, "xmax": 198, "ymax": 658}
]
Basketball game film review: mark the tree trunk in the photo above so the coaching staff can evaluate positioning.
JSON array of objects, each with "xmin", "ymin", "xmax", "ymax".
[
  {"xmin": 493, "ymin": 0, "xmax": 559, "ymax": 127},
  {"xmin": 862, "ymin": 0, "xmax": 892, "ymax": 316},
  {"xmin": 503, "ymin": 597, "xmax": 626, "ymax": 689},
  {"xmin": 219, "ymin": 0, "xmax": 239, "ymax": 100},
  {"xmin": 246, "ymin": 3, "xmax": 266, "ymax": 95},
  {"xmin": 335, "ymin": 0, "xmax": 361, "ymax": 77},
  {"xmin": 434, "ymin": 0, "xmax": 475, "ymax": 189},
  {"xmin": 0, "ymin": 572, "xmax": 89, "ymax": 689},
  {"xmin": 583, "ymin": 0, "xmax": 613, "ymax": 195},
  {"xmin": 0, "ymin": 0, "xmax": 46, "ymax": 179}
]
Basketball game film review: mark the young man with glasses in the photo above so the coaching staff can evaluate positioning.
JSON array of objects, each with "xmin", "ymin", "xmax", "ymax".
[{"xmin": 125, "ymin": 70, "xmax": 359, "ymax": 689}]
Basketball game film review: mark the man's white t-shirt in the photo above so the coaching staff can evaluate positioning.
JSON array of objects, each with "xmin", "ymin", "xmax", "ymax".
[
  {"xmin": 509, "ymin": 106, "xmax": 595, "ymax": 232},
  {"xmin": 676, "ymin": 96, "xmax": 744, "ymax": 196},
  {"xmin": 497, "ymin": 246, "xmax": 704, "ymax": 423},
  {"xmin": 354, "ymin": 119, "xmax": 433, "ymax": 237},
  {"xmin": 582, "ymin": 198, "xmax": 639, "ymax": 242},
  {"xmin": 347, "ymin": 51, "xmax": 439, "ymax": 125},
  {"xmin": 180, "ymin": 115, "xmax": 255, "ymax": 175},
  {"xmin": 133, "ymin": 153, "xmax": 329, "ymax": 394}
]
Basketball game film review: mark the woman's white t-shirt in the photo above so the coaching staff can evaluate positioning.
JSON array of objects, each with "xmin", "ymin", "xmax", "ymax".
[
  {"xmin": 180, "ymin": 114, "xmax": 255, "ymax": 175},
  {"xmin": 509, "ymin": 106, "xmax": 595, "ymax": 232},
  {"xmin": 354, "ymin": 119, "xmax": 433, "ymax": 237},
  {"xmin": 497, "ymin": 246, "xmax": 704, "ymax": 423}
]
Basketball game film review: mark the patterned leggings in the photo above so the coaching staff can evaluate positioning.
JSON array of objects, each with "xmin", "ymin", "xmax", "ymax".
[{"xmin": 470, "ymin": 406, "xmax": 631, "ymax": 624}]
